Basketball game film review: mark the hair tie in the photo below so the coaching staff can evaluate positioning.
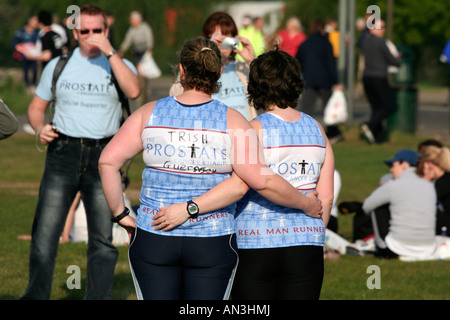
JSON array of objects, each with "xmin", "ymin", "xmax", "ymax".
[{"xmin": 201, "ymin": 47, "xmax": 213, "ymax": 52}]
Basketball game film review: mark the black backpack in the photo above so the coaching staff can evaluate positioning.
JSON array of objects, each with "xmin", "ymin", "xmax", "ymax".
[{"xmin": 49, "ymin": 51, "xmax": 131, "ymax": 123}]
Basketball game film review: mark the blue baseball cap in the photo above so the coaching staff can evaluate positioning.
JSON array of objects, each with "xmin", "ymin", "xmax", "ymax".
[{"xmin": 384, "ymin": 149, "xmax": 419, "ymax": 167}]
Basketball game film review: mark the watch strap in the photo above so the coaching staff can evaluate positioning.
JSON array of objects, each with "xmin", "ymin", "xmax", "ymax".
[
  {"xmin": 111, "ymin": 207, "xmax": 130, "ymax": 223},
  {"xmin": 107, "ymin": 49, "xmax": 117, "ymax": 60}
]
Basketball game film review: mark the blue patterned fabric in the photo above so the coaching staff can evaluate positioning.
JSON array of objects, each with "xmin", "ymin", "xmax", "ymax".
[
  {"xmin": 137, "ymin": 96, "xmax": 235, "ymax": 237},
  {"xmin": 235, "ymin": 112, "xmax": 327, "ymax": 248}
]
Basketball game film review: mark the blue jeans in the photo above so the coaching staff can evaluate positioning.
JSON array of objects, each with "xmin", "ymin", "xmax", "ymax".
[
  {"xmin": 22, "ymin": 58, "xmax": 37, "ymax": 87},
  {"xmin": 21, "ymin": 138, "xmax": 118, "ymax": 299}
]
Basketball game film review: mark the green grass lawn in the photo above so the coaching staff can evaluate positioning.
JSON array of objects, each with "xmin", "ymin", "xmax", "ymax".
[{"xmin": 1, "ymin": 127, "xmax": 449, "ymax": 300}]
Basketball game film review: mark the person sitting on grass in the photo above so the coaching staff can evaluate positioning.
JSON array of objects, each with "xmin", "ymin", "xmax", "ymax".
[{"xmin": 362, "ymin": 149, "xmax": 437, "ymax": 259}]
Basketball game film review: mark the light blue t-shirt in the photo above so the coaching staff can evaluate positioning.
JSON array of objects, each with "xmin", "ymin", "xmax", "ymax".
[
  {"xmin": 212, "ymin": 60, "xmax": 249, "ymax": 120},
  {"xmin": 35, "ymin": 48, "xmax": 137, "ymax": 139},
  {"xmin": 235, "ymin": 112, "xmax": 327, "ymax": 249},
  {"xmin": 137, "ymin": 96, "xmax": 236, "ymax": 237}
]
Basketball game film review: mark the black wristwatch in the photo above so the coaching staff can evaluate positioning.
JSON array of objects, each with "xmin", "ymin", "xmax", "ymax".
[
  {"xmin": 186, "ymin": 200, "xmax": 199, "ymax": 219},
  {"xmin": 111, "ymin": 207, "xmax": 130, "ymax": 223}
]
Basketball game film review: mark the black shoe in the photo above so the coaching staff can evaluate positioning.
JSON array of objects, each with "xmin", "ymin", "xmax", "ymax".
[{"xmin": 338, "ymin": 201, "xmax": 363, "ymax": 214}]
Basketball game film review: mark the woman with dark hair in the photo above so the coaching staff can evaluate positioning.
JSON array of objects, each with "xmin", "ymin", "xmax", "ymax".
[
  {"xmin": 160, "ymin": 47, "xmax": 333, "ymax": 300},
  {"xmin": 231, "ymin": 48, "xmax": 334, "ymax": 300},
  {"xmin": 99, "ymin": 38, "xmax": 322, "ymax": 300},
  {"xmin": 171, "ymin": 12, "xmax": 257, "ymax": 120}
]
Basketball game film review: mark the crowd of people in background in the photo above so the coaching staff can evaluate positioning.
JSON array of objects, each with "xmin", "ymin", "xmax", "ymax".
[
  {"xmin": 1, "ymin": 4, "xmax": 449, "ymax": 301},
  {"xmin": 10, "ymin": 7, "xmax": 404, "ymax": 144},
  {"xmin": 11, "ymin": 8, "xmax": 406, "ymax": 147}
]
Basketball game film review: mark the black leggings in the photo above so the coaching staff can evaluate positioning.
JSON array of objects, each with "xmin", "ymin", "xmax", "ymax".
[
  {"xmin": 129, "ymin": 228, "xmax": 239, "ymax": 300},
  {"xmin": 231, "ymin": 246, "xmax": 324, "ymax": 300}
]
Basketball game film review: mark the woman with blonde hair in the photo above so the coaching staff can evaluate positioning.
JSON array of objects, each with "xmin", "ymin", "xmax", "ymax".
[
  {"xmin": 275, "ymin": 16, "xmax": 307, "ymax": 57},
  {"xmin": 418, "ymin": 145, "xmax": 450, "ymax": 234}
]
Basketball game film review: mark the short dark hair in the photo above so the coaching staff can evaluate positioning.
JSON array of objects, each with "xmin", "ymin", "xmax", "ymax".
[
  {"xmin": 309, "ymin": 19, "xmax": 325, "ymax": 34},
  {"xmin": 79, "ymin": 4, "xmax": 108, "ymax": 29},
  {"xmin": 201, "ymin": 12, "xmax": 238, "ymax": 38},
  {"xmin": 38, "ymin": 10, "xmax": 52, "ymax": 26},
  {"xmin": 201, "ymin": 12, "xmax": 238, "ymax": 60},
  {"xmin": 248, "ymin": 47, "xmax": 304, "ymax": 110}
]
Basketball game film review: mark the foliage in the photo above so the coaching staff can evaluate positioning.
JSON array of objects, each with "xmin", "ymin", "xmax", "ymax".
[
  {"xmin": 0, "ymin": 0, "xmax": 225, "ymax": 76},
  {"xmin": 2, "ymin": 0, "xmax": 450, "ymax": 84},
  {"xmin": 282, "ymin": 0, "xmax": 339, "ymax": 32},
  {"xmin": 286, "ymin": 0, "xmax": 450, "ymax": 86}
]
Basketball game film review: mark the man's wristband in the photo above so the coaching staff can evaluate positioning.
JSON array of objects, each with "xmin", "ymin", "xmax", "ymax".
[{"xmin": 111, "ymin": 207, "xmax": 130, "ymax": 223}]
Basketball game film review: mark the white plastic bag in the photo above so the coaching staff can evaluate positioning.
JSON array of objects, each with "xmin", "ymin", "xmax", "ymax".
[
  {"xmin": 70, "ymin": 193, "xmax": 137, "ymax": 246},
  {"xmin": 324, "ymin": 90, "xmax": 348, "ymax": 125},
  {"xmin": 138, "ymin": 52, "xmax": 161, "ymax": 79},
  {"xmin": 386, "ymin": 39, "xmax": 400, "ymax": 74}
]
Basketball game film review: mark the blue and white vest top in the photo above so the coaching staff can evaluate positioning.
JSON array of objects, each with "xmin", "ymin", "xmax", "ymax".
[
  {"xmin": 212, "ymin": 60, "xmax": 249, "ymax": 120},
  {"xmin": 235, "ymin": 112, "xmax": 326, "ymax": 249},
  {"xmin": 137, "ymin": 96, "xmax": 235, "ymax": 237}
]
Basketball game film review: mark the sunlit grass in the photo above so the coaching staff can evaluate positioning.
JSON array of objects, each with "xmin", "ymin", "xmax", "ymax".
[{"xmin": 1, "ymin": 130, "xmax": 449, "ymax": 300}]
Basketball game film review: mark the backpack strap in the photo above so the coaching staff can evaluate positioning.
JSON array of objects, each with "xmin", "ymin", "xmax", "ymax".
[
  {"xmin": 50, "ymin": 51, "xmax": 73, "ymax": 122},
  {"xmin": 109, "ymin": 72, "xmax": 132, "ymax": 185},
  {"xmin": 110, "ymin": 71, "xmax": 131, "ymax": 122}
]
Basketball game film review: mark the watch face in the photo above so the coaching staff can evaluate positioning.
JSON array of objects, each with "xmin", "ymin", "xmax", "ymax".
[{"xmin": 188, "ymin": 203, "xmax": 199, "ymax": 214}]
